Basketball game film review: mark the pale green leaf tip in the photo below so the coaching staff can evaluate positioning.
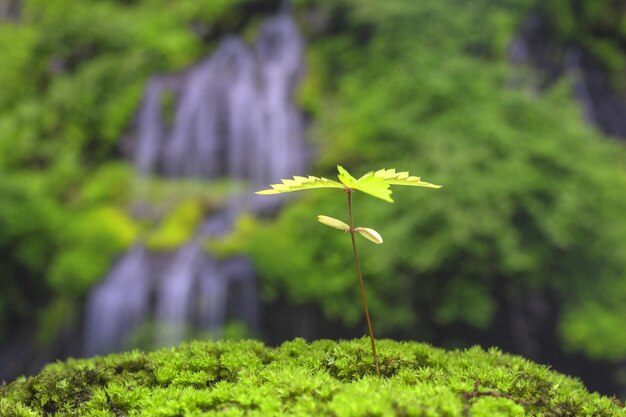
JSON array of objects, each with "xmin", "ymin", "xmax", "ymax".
[{"xmin": 318, "ymin": 215, "xmax": 350, "ymax": 231}]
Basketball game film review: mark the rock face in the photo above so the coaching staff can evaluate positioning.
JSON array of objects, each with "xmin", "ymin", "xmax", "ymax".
[
  {"xmin": 2, "ymin": 339, "xmax": 625, "ymax": 416},
  {"xmin": 510, "ymin": 14, "xmax": 626, "ymax": 140},
  {"xmin": 84, "ymin": 12, "xmax": 307, "ymax": 356}
]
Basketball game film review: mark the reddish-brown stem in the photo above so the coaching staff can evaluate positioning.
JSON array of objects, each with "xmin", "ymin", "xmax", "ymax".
[{"xmin": 346, "ymin": 188, "xmax": 380, "ymax": 375}]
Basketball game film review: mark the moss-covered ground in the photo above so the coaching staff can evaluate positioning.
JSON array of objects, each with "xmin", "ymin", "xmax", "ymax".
[{"xmin": 1, "ymin": 338, "xmax": 624, "ymax": 416}]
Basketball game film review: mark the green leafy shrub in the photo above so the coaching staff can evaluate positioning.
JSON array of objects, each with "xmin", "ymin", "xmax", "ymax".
[
  {"xmin": 0, "ymin": 339, "xmax": 623, "ymax": 416},
  {"xmin": 49, "ymin": 206, "xmax": 139, "ymax": 295},
  {"xmin": 0, "ymin": 176, "xmax": 62, "ymax": 342}
]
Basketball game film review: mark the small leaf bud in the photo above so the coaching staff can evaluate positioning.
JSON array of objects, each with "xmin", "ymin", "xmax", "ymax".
[
  {"xmin": 317, "ymin": 215, "xmax": 350, "ymax": 231},
  {"xmin": 355, "ymin": 227, "xmax": 383, "ymax": 244}
]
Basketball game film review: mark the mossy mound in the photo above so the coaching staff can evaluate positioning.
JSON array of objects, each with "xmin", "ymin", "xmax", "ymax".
[{"xmin": 1, "ymin": 338, "xmax": 624, "ymax": 416}]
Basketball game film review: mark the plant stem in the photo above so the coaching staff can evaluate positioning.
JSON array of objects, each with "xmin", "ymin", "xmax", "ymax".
[{"xmin": 346, "ymin": 188, "xmax": 380, "ymax": 376}]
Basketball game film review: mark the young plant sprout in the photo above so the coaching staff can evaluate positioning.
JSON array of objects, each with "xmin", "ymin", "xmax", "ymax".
[{"xmin": 257, "ymin": 166, "xmax": 441, "ymax": 375}]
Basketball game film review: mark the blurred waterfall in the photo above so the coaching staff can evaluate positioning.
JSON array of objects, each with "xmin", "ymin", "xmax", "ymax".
[{"xmin": 84, "ymin": 13, "xmax": 305, "ymax": 356}]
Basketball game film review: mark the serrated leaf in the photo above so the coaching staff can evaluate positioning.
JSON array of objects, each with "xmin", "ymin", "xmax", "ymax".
[
  {"xmin": 337, "ymin": 165, "xmax": 359, "ymax": 189},
  {"xmin": 256, "ymin": 167, "xmax": 441, "ymax": 201},
  {"xmin": 373, "ymin": 168, "xmax": 442, "ymax": 189},
  {"xmin": 256, "ymin": 175, "xmax": 344, "ymax": 195}
]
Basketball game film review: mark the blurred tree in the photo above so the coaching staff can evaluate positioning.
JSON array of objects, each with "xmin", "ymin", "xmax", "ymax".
[{"xmin": 250, "ymin": 0, "xmax": 626, "ymax": 364}]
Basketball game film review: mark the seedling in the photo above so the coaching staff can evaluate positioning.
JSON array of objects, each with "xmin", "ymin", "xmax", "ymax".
[{"xmin": 257, "ymin": 166, "xmax": 441, "ymax": 375}]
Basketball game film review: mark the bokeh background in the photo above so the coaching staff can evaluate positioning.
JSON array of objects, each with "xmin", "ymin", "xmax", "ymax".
[{"xmin": 1, "ymin": 0, "xmax": 626, "ymax": 398}]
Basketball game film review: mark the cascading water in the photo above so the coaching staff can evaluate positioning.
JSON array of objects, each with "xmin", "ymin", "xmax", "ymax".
[{"xmin": 84, "ymin": 12, "xmax": 305, "ymax": 356}]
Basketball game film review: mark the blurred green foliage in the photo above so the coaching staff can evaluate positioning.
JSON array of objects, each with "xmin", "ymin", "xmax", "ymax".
[
  {"xmin": 146, "ymin": 200, "xmax": 205, "ymax": 251},
  {"xmin": 0, "ymin": 0, "xmax": 241, "ymax": 343},
  {"xmin": 205, "ymin": 215, "xmax": 257, "ymax": 259},
  {"xmin": 249, "ymin": 0, "xmax": 626, "ymax": 360},
  {"xmin": 0, "ymin": 0, "xmax": 625, "ymax": 376},
  {"xmin": 49, "ymin": 206, "xmax": 139, "ymax": 296}
]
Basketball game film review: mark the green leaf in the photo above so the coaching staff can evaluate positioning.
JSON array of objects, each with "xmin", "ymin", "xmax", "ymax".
[
  {"xmin": 373, "ymin": 168, "xmax": 442, "ymax": 189},
  {"xmin": 256, "ymin": 166, "xmax": 440, "ymax": 203},
  {"xmin": 337, "ymin": 165, "xmax": 359, "ymax": 189},
  {"xmin": 346, "ymin": 168, "xmax": 442, "ymax": 203},
  {"xmin": 352, "ymin": 172, "xmax": 393, "ymax": 202},
  {"xmin": 256, "ymin": 175, "xmax": 344, "ymax": 195}
]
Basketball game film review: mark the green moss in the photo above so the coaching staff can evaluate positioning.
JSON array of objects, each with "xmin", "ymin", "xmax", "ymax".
[
  {"xmin": 204, "ymin": 215, "xmax": 257, "ymax": 259},
  {"xmin": 133, "ymin": 177, "xmax": 235, "ymax": 209},
  {"xmin": 1, "ymin": 339, "xmax": 623, "ymax": 416},
  {"xmin": 146, "ymin": 200, "xmax": 206, "ymax": 251}
]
